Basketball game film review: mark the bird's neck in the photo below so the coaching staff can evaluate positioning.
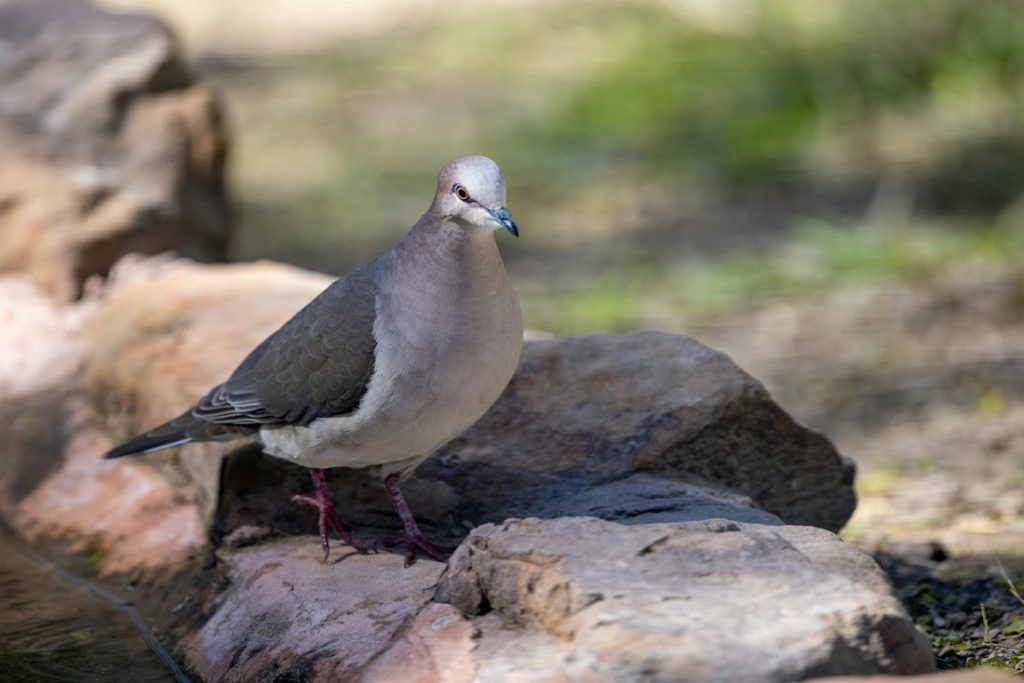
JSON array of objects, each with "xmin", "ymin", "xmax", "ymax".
[{"xmin": 404, "ymin": 213, "xmax": 504, "ymax": 274}]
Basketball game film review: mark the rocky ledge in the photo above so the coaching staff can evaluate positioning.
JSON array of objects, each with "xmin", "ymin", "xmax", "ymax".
[{"xmin": 0, "ymin": 257, "xmax": 935, "ymax": 681}]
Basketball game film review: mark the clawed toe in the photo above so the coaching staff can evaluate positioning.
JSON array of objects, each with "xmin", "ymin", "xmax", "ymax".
[
  {"xmin": 294, "ymin": 469, "xmax": 372, "ymax": 561},
  {"xmin": 405, "ymin": 541, "xmax": 449, "ymax": 566},
  {"xmin": 295, "ymin": 470, "xmax": 448, "ymax": 565},
  {"xmin": 387, "ymin": 532, "xmax": 450, "ymax": 566}
]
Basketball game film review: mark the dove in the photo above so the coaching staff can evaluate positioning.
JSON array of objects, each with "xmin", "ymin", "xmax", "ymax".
[{"xmin": 104, "ymin": 155, "xmax": 523, "ymax": 565}]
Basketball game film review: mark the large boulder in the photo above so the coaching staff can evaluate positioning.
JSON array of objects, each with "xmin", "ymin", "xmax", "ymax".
[
  {"xmin": 0, "ymin": 0, "xmax": 230, "ymax": 301},
  {"xmin": 0, "ymin": 258, "xmax": 932, "ymax": 681},
  {"xmin": 426, "ymin": 328, "xmax": 856, "ymax": 532}
]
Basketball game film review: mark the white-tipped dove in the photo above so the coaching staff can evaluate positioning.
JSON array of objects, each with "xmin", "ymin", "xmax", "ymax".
[{"xmin": 104, "ymin": 156, "xmax": 523, "ymax": 565}]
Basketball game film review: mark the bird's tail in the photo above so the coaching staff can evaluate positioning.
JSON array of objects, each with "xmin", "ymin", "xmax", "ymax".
[
  {"xmin": 103, "ymin": 410, "xmax": 258, "ymax": 459},
  {"xmin": 103, "ymin": 411, "xmax": 196, "ymax": 459}
]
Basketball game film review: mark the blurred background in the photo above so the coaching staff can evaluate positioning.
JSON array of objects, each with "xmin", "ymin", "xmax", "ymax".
[
  {"xmin": 104, "ymin": 0, "xmax": 1024, "ymax": 667},
  {"xmin": 100, "ymin": 0, "xmax": 1024, "ymax": 325},
  {"xmin": 2, "ymin": 0, "xmax": 1023, "ymax": 674}
]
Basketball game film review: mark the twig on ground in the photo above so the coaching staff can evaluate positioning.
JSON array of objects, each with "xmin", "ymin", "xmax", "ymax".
[
  {"xmin": 996, "ymin": 559, "xmax": 1024, "ymax": 608},
  {"xmin": 981, "ymin": 603, "xmax": 992, "ymax": 644}
]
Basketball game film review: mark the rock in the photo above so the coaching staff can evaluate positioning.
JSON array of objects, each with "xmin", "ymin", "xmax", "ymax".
[
  {"xmin": 0, "ymin": 275, "xmax": 205, "ymax": 575},
  {"xmin": 419, "ymin": 330, "xmax": 856, "ymax": 532},
  {"xmin": 0, "ymin": 257, "xmax": 922, "ymax": 681},
  {"xmin": 0, "ymin": 0, "xmax": 230, "ymax": 301},
  {"xmin": 0, "ymin": 276, "xmax": 83, "ymax": 400},
  {"xmin": 83, "ymin": 257, "xmax": 332, "ymax": 526},
  {"xmin": 814, "ymin": 672, "xmax": 1018, "ymax": 683},
  {"xmin": 0, "ymin": 259, "xmax": 328, "ymax": 578},
  {"xmin": 359, "ymin": 603, "xmax": 478, "ymax": 683},
  {"xmin": 8, "ymin": 255, "xmax": 853, "ymax": 568},
  {"xmin": 215, "ymin": 331, "xmax": 856, "ymax": 550},
  {"xmin": 180, "ymin": 539, "xmax": 445, "ymax": 682},
  {"xmin": 436, "ymin": 517, "xmax": 933, "ymax": 682}
]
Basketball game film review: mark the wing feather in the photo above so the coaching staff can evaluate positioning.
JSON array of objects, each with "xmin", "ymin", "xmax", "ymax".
[{"xmin": 192, "ymin": 264, "xmax": 378, "ymax": 428}]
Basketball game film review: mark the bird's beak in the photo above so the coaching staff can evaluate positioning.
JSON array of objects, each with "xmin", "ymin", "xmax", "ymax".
[{"xmin": 489, "ymin": 206, "xmax": 518, "ymax": 237}]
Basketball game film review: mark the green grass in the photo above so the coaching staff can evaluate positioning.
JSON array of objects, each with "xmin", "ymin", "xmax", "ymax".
[
  {"xmin": 226, "ymin": 0, "xmax": 1024, "ymax": 281},
  {"xmin": 218, "ymin": 0, "xmax": 1024, "ymax": 335},
  {"xmin": 519, "ymin": 218, "xmax": 1024, "ymax": 334}
]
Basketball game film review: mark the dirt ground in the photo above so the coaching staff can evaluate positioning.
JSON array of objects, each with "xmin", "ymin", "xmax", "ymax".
[
  {"xmin": 699, "ymin": 266, "xmax": 1024, "ymax": 672},
  {"xmin": 699, "ymin": 266, "xmax": 1024, "ymax": 554}
]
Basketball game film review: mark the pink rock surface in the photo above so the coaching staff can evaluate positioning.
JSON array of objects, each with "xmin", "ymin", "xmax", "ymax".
[
  {"xmin": 11, "ymin": 401, "xmax": 204, "ymax": 577},
  {"xmin": 182, "ymin": 539, "xmax": 445, "ymax": 681},
  {"xmin": 360, "ymin": 603, "xmax": 477, "ymax": 683}
]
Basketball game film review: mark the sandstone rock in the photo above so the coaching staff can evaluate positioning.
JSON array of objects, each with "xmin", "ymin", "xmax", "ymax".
[
  {"xmin": 0, "ymin": 259, "xmax": 328, "ymax": 578},
  {"xmin": 0, "ymin": 257, "xmax": 924, "ymax": 682},
  {"xmin": 84, "ymin": 257, "xmax": 332, "ymax": 526},
  {"xmin": 436, "ymin": 517, "xmax": 933, "ymax": 682},
  {"xmin": 0, "ymin": 0, "xmax": 230, "ymax": 301},
  {"xmin": 0, "ymin": 277, "xmax": 205, "ymax": 575}
]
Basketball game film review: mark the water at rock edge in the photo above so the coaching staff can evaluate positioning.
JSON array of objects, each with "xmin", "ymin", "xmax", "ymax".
[{"xmin": 0, "ymin": 523, "xmax": 179, "ymax": 683}]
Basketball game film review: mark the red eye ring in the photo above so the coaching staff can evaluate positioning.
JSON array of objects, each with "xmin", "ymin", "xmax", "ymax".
[{"xmin": 453, "ymin": 184, "xmax": 470, "ymax": 201}]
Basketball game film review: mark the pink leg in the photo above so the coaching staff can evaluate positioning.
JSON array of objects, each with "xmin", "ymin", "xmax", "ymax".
[
  {"xmin": 383, "ymin": 473, "xmax": 448, "ymax": 566},
  {"xmin": 292, "ymin": 468, "xmax": 373, "ymax": 561}
]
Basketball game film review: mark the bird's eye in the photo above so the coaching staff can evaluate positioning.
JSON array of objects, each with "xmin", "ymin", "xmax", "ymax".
[{"xmin": 453, "ymin": 184, "xmax": 470, "ymax": 201}]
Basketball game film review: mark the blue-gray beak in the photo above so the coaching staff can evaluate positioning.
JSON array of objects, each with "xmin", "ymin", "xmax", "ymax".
[{"xmin": 490, "ymin": 206, "xmax": 518, "ymax": 237}]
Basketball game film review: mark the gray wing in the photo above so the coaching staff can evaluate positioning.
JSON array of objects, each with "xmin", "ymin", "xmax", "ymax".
[{"xmin": 192, "ymin": 264, "xmax": 378, "ymax": 428}]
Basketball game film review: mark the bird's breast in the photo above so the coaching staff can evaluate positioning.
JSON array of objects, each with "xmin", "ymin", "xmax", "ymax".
[
  {"xmin": 372, "ymin": 257, "xmax": 522, "ymax": 423},
  {"xmin": 267, "ymin": 239, "xmax": 523, "ymax": 469}
]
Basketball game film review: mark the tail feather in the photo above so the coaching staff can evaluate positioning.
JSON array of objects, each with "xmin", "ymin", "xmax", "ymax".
[
  {"xmin": 103, "ymin": 410, "xmax": 196, "ymax": 459},
  {"xmin": 103, "ymin": 410, "xmax": 259, "ymax": 459},
  {"xmin": 104, "ymin": 433, "xmax": 192, "ymax": 458}
]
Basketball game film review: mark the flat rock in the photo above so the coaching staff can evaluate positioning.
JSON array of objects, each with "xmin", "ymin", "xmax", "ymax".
[
  {"xmin": 435, "ymin": 517, "xmax": 933, "ymax": 682},
  {"xmin": 0, "ymin": 0, "xmax": 230, "ymax": 300},
  {"xmin": 181, "ymin": 538, "xmax": 445, "ymax": 682}
]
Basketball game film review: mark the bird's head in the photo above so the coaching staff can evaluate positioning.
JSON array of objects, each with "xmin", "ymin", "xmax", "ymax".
[{"xmin": 434, "ymin": 155, "xmax": 518, "ymax": 237}]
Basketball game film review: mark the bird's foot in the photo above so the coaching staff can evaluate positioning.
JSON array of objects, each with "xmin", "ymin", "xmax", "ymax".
[
  {"xmin": 385, "ymin": 529, "xmax": 450, "ymax": 566},
  {"xmin": 382, "ymin": 472, "xmax": 450, "ymax": 566},
  {"xmin": 294, "ymin": 469, "xmax": 375, "ymax": 561},
  {"xmin": 290, "ymin": 494, "xmax": 374, "ymax": 560}
]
